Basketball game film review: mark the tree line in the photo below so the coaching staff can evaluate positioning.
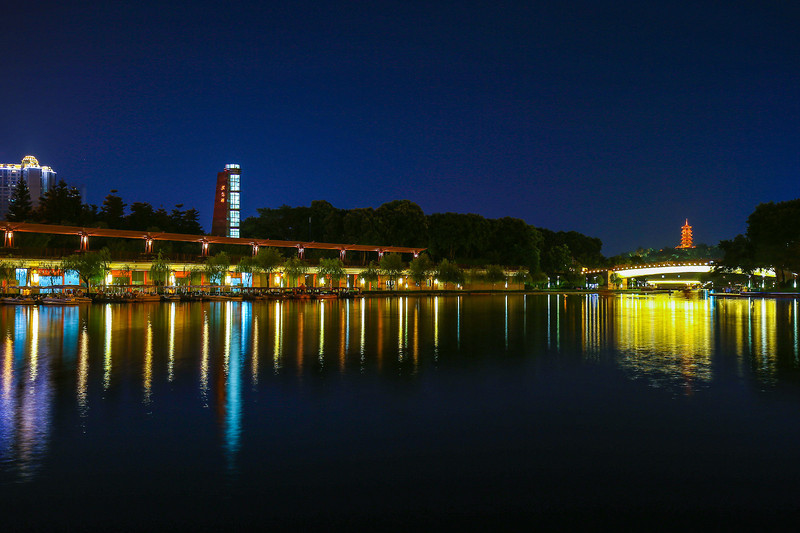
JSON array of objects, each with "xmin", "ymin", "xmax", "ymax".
[
  {"xmin": 241, "ymin": 199, "xmax": 604, "ymax": 274},
  {"xmin": 5, "ymin": 179, "xmax": 203, "ymax": 234}
]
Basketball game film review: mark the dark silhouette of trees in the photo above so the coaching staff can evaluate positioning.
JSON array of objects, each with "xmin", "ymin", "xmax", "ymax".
[
  {"xmin": 6, "ymin": 179, "xmax": 33, "ymax": 221},
  {"xmin": 100, "ymin": 190, "xmax": 126, "ymax": 229},
  {"xmin": 38, "ymin": 180, "xmax": 84, "ymax": 225}
]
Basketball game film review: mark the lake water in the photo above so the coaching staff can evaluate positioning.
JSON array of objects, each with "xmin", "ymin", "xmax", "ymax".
[{"xmin": 2, "ymin": 294, "xmax": 800, "ymax": 529}]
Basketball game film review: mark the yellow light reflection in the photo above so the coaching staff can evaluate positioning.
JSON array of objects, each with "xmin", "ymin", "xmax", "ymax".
[
  {"xmin": 613, "ymin": 294, "xmax": 714, "ymax": 392},
  {"xmin": 144, "ymin": 317, "xmax": 153, "ymax": 405},
  {"xmin": 398, "ymin": 297, "xmax": 404, "ymax": 361},
  {"xmin": 434, "ymin": 296, "xmax": 439, "ymax": 359},
  {"xmin": 3, "ymin": 334, "xmax": 13, "ymax": 401}
]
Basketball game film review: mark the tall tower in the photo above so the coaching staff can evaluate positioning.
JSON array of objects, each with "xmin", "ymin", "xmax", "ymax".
[
  {"xmin": 211, "ymin": 164, "xmax": 241, "ymax": 237},
  {"xmin": 677, "ymin": 219, "xmax": 694, "ymax": 249}
]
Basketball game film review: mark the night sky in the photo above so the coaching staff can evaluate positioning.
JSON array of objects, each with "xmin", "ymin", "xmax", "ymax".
[{"xmin": 3, "ymin": 1, "xmax": 799, "ymax": 255}]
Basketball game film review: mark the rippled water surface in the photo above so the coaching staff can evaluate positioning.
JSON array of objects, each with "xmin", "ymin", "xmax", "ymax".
[{"xmin": 2, "ymin": 294, "xmax": 800, "ymax": 529}]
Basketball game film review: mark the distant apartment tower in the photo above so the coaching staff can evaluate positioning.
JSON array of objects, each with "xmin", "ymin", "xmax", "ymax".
[
  {"xmin": 0, "ymin": 155, "xmax": 57, "ymax": 218},
  {"xmin": 211, "ymin": 164, "xmax": 241, "ymax": 237}
]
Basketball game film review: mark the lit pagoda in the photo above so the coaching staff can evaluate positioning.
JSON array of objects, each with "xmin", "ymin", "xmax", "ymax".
[{"xmin": 677, "ymin": 219, "xmax": 694, "ymax": 249}]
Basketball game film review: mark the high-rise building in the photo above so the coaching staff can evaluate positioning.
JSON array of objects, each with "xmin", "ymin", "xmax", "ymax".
[
  {"xmin": 0, "ymin": 155, "xmax": 57, "ymax": 218},
  {"xmin": 211, "ymin": 164, "xmax": 241, "ymax": 237}
]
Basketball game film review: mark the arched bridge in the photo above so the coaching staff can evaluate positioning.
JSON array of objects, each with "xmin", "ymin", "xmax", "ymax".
[{"xmin": 583, "ymin": 261, "xmax": 775, "ymax": 289}]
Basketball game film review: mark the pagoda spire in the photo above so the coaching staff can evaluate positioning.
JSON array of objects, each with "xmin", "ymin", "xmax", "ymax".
[{"xmin": 678, "ymin": 219, "xmax": 694, "ymax": 249}]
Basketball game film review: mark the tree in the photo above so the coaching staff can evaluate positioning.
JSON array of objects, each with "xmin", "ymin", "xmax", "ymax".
[
  {"xmin": 375, "ymin": 200, "xmax": 428, "ymax": 247},
  {"xmin": 318, "ymin": 258, "xmax": 345, "ymax": 288},
  {"xmin": 361, "ymin": 261, "xmax": 380, "ymax": 289},
  {"xmin": 148, "ymin": 251, "xmax": 171, "ymax": 288},
  {"xmin": 0, "ymin": 259, "xmax": 19, "ymax": 294},
  {"xmin": 283, "ymin": 257, "xmax": 309, "ymax": 287},
  {"xmin": 379, "ymin": 253, "xmax": 405, "ymax": 289},
  {"xmin": 38, "ymin": 179, "xmax": 84, "ymax": 225},
  {"xmin": 485, "ymin": 264, "xmax": 506, "ymax": 289},
  {"xmin": 126, "ymin": 202, "xmax": 155, "ymax": 231},
  {"xmin": 542, "ymin": 243, "xmax": 573, "ymax": 274},
  {"xmin": 530, "ymin": 271, "xmax": 549, "ymax": 288},
  {"xmin": 100, "ymin": 190, "xmax": 126, "ymax": 229},
  {"xmin": 436, "ymin": 259, "xmax": 464, "ymax": 289},
  {"xmin": 408, "ymin": 254, "xmax": 434, "ymax": 288},
  {"xmin": 203, "ymin": 252, "xmax": 230, "ymax": 288},
  {"xmin": 6, "ymin": 179, "xmax": 33, "ymax": 221},
  {"xmin": 609, "ymin": 273, "xmax": 623, "ymax": 289},
  {"xmin": 253, "ymin": 247, "xmax": 284, "ymax": 284},
  {"xmin": 61, "ymin": 249, "xmax": 111, "ymax": 293},
  {"xmin": 513, "ymin": 269, "xmax": 531, "ymax": 287}
]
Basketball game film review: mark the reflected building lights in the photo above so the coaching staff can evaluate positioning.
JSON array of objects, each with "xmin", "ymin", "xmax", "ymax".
[
  {"xmin": 252, "ymin": 314, "xmax": 259, "ymax": 386},
  {"xmin": 360, "ymin": 301, "xmax": 366, "ymax": 370},
  {"xmin": 29, "ymin": 307, "xmax": 39, "ymax": 382},
  {"xmin": 103, "ymin": 305, "xmax": 112, "ymax": 390},
  {"xmin": 504, "ymin": 295, "xmax": 508, "ymax": 351},
  {"xmin": 200, "ymin": 311, "xmax": 209, "ymax": 407},
  {"xmin": 223, "ymin": 301, "xmax": 242, "ymax": 474},
  {"xmin": 319, "ymin": 301, "xmax": 325, "ymax": 364},
  {"xmin": 168, "ymin": 303, "xmax": 176, "ymax": 382},
  {"xmin": 433, "ymin": 296, "xmax": 439, "ymax": 360},
  {"xmin": 398, "ymin": 297, "xmax": 404, "ymax": 361},
  {"xmin": 1, "ymin": 333, "xmax": 15, "ymax": 460},
  {"xmin": 78, "ymin": 324, "xmax": 89, "ymax": 417},
  {"xmin": 274, "ymin": 301, "xmax": 282, "ymax": 372},
  {"xmin": 457, "ymin": 296, "xmax": 461, "ymax": 349},
  {"xmin": 144, "ymin": 317, "xmax": 153, "ymax": 405}
]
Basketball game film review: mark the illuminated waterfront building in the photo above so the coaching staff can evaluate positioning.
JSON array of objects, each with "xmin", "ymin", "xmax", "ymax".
[
  {"xmin": 0, "ymin": 155, "xmax": 56, "ymax": 218},
  {"xmin": 211, "ymin": 164, "xmax": 241, "ymax": 238},
  {"xmin": 677, "ymin": 218, "xmax": 694, "ymax": 249}
]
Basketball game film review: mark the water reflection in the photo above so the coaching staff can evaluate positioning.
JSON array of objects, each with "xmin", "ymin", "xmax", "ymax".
[{"xmin": 1, "ymin": 295, "xmax": 800, "ymax": 483}]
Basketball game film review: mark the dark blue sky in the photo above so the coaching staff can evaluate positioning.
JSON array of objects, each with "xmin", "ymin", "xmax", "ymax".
[{"xmin": 2, "ymin": 1, "xmax": 798, "ymax": 254}]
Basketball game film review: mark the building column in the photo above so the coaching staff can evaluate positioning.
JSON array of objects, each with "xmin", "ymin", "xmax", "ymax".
[
  {"xmin": 297, "ymin": 245, "xmax": 305, "ymax": 259},
  {"xmin": 201, "ymin": 240, "xmax": 209, "ymax": 256},
  {"xmin": 145, "ymin": 237, "xmax": 153, "ymax": 254},
  {"xmin": 3, "ymin": 230, "xmax": 13, "ymax": 248},
  {"xmin": 79, "ymin": 233, "xmax": 89, "ymax": 251}
]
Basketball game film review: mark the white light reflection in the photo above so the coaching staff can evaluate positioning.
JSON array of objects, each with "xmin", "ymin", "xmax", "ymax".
[
  {"xmin": 360, "ymin": 301, "xmax": 366, "ymax": 371},
  {"xmin": 103, "ymin": 305, "xmax": 112, "ymax": 389},
  {"xmin": 167, "ymin": 302, "xmax": 176, "ymax": 382},
  {"xmin": 224, "ymin": 301, "xmax": 242, "ymax": 474},
  {"xmin": 273, "ymin": 301, "xmax": 282, "ymax": 372},
  {"xmin": 200, "ymin": 311, "xmax": 209, "ymax": 407},
  {"xmin": 319, "ymin": 301, "xmax": 325, "ymax": 365},
  {"xmin": 78, "ymin": 323, "xmax": 89, "ymax": 417},
  {"xmin": 29, "ymin": 307, "xmax": 39, "ymax": 382},
  {"xmin": 252, "ymin": 314, "xmax": 259, "ymax": 386}
]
